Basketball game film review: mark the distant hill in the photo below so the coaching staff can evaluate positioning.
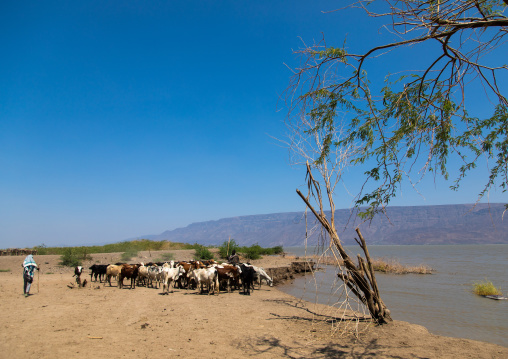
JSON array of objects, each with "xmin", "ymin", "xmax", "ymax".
[{"xmin": 147, "ymin": 203, "xmax": 508, "ymax": 247}]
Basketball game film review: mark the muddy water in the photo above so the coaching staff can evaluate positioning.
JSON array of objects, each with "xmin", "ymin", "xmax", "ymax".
[{"xmin": 279, "ymin": 245, "xmax": 508, "ymax": 347}]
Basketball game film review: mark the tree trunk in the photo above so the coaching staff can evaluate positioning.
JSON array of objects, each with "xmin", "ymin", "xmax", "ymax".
[{"xmin": 296, "ymin": 163, "xmax": 392, "ymax": 324}]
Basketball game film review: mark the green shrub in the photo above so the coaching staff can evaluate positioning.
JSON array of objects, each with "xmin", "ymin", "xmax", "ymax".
[
  {"xmin": 218, "ymin": 239, "xmax": 240, "ymax": 259},
  {"xmin": 473, "ymin": 280, "xmax": 502, "ymax": 296},
  {"xmin": 193, "ymin": 245, "xmax": 214, "ymax": 260},
  {"xmin": 59, "ymin": 248, "xmax": 82, "ymax": 267},
  {"xmin": 241, "ymin": 244, "xmax": 263, "ymax": 260},
  {"xmin": 0, "ymin": 269, "xmax": 11, "ymax": 272}
]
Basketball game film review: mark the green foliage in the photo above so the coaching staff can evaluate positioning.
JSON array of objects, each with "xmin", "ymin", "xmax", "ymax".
[
  {"xmin": 218, "ymin": 239, "xmax": 240, "ymax": 259},
  {"xmin": 59, "ymin": 248, "xmax": 82, "ymax": 267},
  {"xmin": 237, "ymin": 244, "xmax": 284, "ymax": 260},
  {"xmin": 286, "ymin": 0, "xmax": 508, "ymax": 218},
  {"xmin": 193, "ymin": 245, "xmax": 214, "ymax": 260},
  {"xmin": 0, "ymin": 269, "xmax": 11, "ymax": 272},
  {"xmin": 241, "ymin": 244, "xmax": 263, "ymax": 260},
  {"xmin": 473, "ymin": 280, "xmax": 502, "ymax": 296}
]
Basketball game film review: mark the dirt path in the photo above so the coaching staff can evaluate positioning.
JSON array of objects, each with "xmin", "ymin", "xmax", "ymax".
[{"xmin": 1, "ymin": 253, "xmax": 507, "ymax": 358}]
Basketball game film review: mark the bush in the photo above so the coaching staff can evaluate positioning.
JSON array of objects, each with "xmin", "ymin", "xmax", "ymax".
[
  {"xmin": 473, "ymin": 280, "xmax": 502, "ymax": 296},
  {"xmin": 241, "ymin": 244, "xmax": 263, "ymax": 260},
  {"xmin": 193, "ymin": 245, "xmax": 214, "ymax": 260},
  {"xmin": 59, "ymin": 248, "xmax": 82, "ymax": 267},
  {"xmin": 218, "ymin": 239, "xmax": 240, "ymax": 259},
  {"xmin": 121, "ymin": 248, "xmax": 138, "ymax": 262}
]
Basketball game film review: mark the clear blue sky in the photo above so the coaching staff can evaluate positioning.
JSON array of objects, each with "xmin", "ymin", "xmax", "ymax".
[{"xmin": 1, "ymin": 1, "xmax": 506, "ymax": 248}]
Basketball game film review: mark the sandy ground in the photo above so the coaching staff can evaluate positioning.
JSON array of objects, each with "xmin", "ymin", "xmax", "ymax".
[{"xmin": 1, "ymin": 251, "xmax": 507, "ymax": 359}]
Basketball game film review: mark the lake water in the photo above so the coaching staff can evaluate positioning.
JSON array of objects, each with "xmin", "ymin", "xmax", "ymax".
[{"xmin": 278, "ymin": 245, "xmax": 508, "ymax": 347}]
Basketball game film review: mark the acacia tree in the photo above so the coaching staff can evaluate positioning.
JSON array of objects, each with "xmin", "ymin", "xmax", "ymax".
[
  {"xmin": 280, "ymin": 91, "xmax": 392, "ymax": 324},
  {"xmin": 286, "ymin": 0, "xmax": 508, "ymax": 219}
]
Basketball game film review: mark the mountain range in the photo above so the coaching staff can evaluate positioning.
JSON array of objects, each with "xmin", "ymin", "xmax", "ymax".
[{"xmin": 139, "ymin": 203, "xmax": 508, "ymax": 247}]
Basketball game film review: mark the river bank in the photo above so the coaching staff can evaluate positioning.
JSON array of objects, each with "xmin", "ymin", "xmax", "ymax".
[{"xmin": 1, "ymin": 251, "xmax": 507, "ymax": 358}]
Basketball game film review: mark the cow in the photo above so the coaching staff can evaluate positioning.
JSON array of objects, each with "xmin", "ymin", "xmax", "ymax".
[
  {"xmin": 89, "ymin": 264, "xmax": 108, "ymax": 283},
  {"xmin": 73, "ymin": 266, "xmax": 83, "ymax": 278},
  {"xmin": 239, "ymin": 264, "xmax": 255, "ymax": 295},
  {"xmin": 137, "ymin": 263, "xmax": 149, "ymax": 287},
  {"xmin": 161, "ymin": 266, "xmax": 185, "ymax": 294},
  {"xmin": 216, "ymin": 265, "xmax": 240, "ymax": 293},
  {"xmin": 118, "ymin": 264, "xmax": 139, "ymax": 289},
  {"xmin": 73, "ymin": 266, "xmax": 83, "ymax": 287},
  {"xmin": 175, "ymin": 261, "xmax": 199, "ymax": 289},
  {"xmin": 246, "ymin": 264, "xmax": 273, "ymax": 288},
  {"xmin": 189, "ymin": 267, "xmax": 219, "ymax": 295},
  {"xmin": 147, "ymin": 265, "xmax": 163, "ymax": 288},
  {"xmin": 106, "ymin": 264, "xmax": 123, "ymax": 287}
]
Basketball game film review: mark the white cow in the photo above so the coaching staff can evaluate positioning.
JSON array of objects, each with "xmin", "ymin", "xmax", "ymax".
[
  {"xmin": 147, "ymin": 265, "xmax": 163, "ymax": 288},
  {"xmin": 161, "ymin": 266, "xmax": 184, "ymax": 294},
  {"xmin": 252, "ymin": 265, "xmax": 273, "ymax": 288},
  {"xmin": 189, "ymin": 267, "xmax": 219, "ymax": 295}
]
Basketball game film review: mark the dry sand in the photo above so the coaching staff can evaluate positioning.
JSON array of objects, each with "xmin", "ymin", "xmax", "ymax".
[{"xmin": 1, "ymin": 251, "xmax": 507, "ymax": 359}]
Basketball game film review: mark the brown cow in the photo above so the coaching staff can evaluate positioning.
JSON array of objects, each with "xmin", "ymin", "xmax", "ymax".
[
  {"xmin": 216, "ymin": 265, "xmax": 240, "ymax": 293},
  {"xmin": 118, "ymin": 264, "xmax": 139, "ymax": 289}
]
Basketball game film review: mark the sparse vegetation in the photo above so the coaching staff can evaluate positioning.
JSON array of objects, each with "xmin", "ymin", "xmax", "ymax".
[
  {"xmin": 366, "ymin": 258, "xmax": 433, "ymax": 274},
  {"xmin": 0, "ymin": 269, "xmax": 11, "ymax": 272},
  {"xmin": 59, "ymin": 248, "xmax": 83, "ymax": 267},
  {"xmin": 239, "ymin": 244, "xmax": 284, "ymax": 260},
  {"xmin": 30, "ymin": 239, "xmax": 196, "ymax": 256},
  {"xmin": 218, "ymin": 241, "xmax": 284, "ymax": 260},
  {"xmin": 473, "ymin": 280, "xmax": 502, "ymax": 296},
  {"xmin": 242, "ymin": 244, "xmax": 263, "ymax": 260},
  {"xmin": 193, "ymin": 245, "xmax": 214, "ymax": 260},
  {"xmin": 157, "ymin": 252, "xmax": 175, "ymax": 262},
  {"xmin": 370, "ymin": 257, "xmax": 433, "ymax": 274},
  {"xmin": 120, "ymin": 248, "xmax": 138, "ymax": 262},
  {"xmin": 218, "ymin": 239, "xmax": 240, "ymax": 259}
]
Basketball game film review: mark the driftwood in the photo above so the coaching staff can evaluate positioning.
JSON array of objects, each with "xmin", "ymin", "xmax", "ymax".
[{"xmin": 296, "ymin": 162, "xmax": 392, "ymax": 324}]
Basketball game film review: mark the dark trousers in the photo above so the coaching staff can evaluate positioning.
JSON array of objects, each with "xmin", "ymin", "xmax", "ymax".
[{"xmin": 23, "ymin": 276, "xmax": 32, "ymax": 294}]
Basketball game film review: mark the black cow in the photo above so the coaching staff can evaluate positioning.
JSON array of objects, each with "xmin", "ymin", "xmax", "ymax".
[
  {"xmin": 239, "ymin": 264, "xmax": 255, "ymax": 295},
  {"xmin": 89, "ymin": 264, "xmax": 108, "ymax": 283}
]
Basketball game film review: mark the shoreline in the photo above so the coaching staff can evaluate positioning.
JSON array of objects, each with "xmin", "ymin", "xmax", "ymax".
[{"xmin": 1, "ymin": 252, "xmax": 507, "ymax": 358}]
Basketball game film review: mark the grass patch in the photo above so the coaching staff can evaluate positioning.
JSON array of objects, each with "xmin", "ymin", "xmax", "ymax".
[
  {"xmin": 0, "ymin": 269, "xmax": 11, "ymax": 272},
  {"xmin": 370, "ymin": 257, "xmax": 433, "ymax": 274},
  {"xmin": 473, "ymin": 280, "xmax": 502, "ymax": 296}
]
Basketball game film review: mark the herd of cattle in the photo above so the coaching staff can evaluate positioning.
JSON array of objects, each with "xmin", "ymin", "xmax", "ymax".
[{"xmin": 86, "ymin": 260, "xmax": 274, "ymax": 295}]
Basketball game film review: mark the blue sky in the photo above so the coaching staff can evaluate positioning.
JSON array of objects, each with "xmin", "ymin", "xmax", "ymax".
[{"xmin": 1, "ymin": 1, "xmax": 506, "ymax": 248}]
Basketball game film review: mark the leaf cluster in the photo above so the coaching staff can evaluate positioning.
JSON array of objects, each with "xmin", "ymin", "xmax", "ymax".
[{"xmin": 285, "ymin": 0, "xmax": 508, "ymax": 218}]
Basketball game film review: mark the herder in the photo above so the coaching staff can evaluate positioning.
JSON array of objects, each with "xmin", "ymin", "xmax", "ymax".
[{"xmin": 22, "ymin": 254, "xmax": 39, "ymax": 297}]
